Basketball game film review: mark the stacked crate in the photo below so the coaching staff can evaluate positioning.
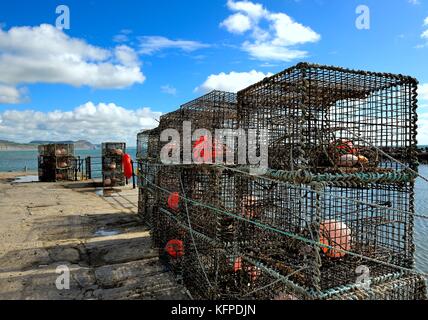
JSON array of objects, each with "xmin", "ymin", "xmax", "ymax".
[
  {"xmin": 136, "ymin": 66, "xmax": 427, "ymax": 300},
  {"xmin": 102, "ymin": 142, "xmax": 126, "ymax": 187},
  {"xmin": 137, "ymin": 129, "xmax": 160, "ymax": 224},
  {"xmin": 38, "ymin": 143, "xmax": 76, "ymax": 182},
  {"xmin": 233, "ymin": 63, "xmax": 422, "ymax": 298}
]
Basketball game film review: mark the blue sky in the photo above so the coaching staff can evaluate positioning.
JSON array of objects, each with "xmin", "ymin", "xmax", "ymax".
[{"xmin": 0, "ymin": 0, "xmax": 428, "ymax": 144}]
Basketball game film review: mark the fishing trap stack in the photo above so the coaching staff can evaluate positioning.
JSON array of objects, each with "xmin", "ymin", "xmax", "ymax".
[
  {"xmin": 38, "ymin": 143, "xmax": 76, "ymax": 182},
  {"xmin": 136, "ymin": 64, "xmax": 426, "ymax": 300},
  {"xmin": 102, "ymin": 142, "xmax": 126, "ymax": 187}
]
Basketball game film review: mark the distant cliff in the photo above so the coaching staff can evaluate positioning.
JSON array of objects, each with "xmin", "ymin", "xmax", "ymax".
[{"xmin": 0, "ymin": 140, "xmax": 98, "ymax": 151}]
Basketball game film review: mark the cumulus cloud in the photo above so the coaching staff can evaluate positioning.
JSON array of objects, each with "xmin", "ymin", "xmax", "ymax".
[
  {"xmin": 0, "ymin": 85, "xmax": 28, "ymax": 104},
  {"xmin": 161, "ymin": 84, "xmax": 177, "ymax": 95},
  {"xmin": 139, "ymin": 36, "xmax": 210, "ymax": 55},
  {"xmin": 220, "ymin": 13, "xmax": 252, "ymax": 34},
  {"xmin": 0, "ymin": 24, "xmax": 145, "ymax": 104},
  {"xmin": 220, "ymin": 0, "xmax": 320, "ymax": 61},
  {"xmin": 195, "ymin": 70, "xmax": 273, "ymax": 93},
  {"xmin": 0, "ymin": 102, "xmax": 161, "ymax": 145}
]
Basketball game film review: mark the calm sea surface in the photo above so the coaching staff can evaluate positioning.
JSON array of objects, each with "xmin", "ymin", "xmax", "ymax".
[{"xmin": 0, "ymin": 149, "xmax": 427, "ymax": 275}]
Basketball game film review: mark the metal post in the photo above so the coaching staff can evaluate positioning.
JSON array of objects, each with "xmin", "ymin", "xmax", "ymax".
[{"xmin": 131, "ymin": 160, "xmax": 136, "ymax": 189}]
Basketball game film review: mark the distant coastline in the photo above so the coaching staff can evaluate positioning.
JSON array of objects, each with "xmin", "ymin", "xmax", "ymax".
[{"xmin": 0, "ymin": 140, "xmax": 98, "ymax": 151}]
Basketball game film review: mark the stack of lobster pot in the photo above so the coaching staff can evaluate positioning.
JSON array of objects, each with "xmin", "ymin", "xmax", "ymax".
[
  {"xmin": 102, "ymin": 142, "xmax": 126, "ymax": 188},
  {"xmin": 38, "ymin": 143, "xmax": 76, "ymax": 182},
  {"xmin": 135, "ymin": 64, "xmax": 427, "ymax": 300}
]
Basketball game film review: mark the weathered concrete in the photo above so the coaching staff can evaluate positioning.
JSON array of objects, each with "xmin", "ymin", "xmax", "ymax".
[{"xmin": 0, "ymin": 172, "xmax": 188, "ymax": 300}]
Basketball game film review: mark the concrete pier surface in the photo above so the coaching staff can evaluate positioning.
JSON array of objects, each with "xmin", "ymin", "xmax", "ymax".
[{"xmin": 0, "ymin": 172, "xmax": 187, "ymax": 300}]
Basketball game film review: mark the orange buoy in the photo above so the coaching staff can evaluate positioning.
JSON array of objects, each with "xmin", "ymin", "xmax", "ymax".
[
  {"xmin": 122, "ymin": 154, "xmax": 133, "ymax": 179},
  {"xmin": 193, "ymin": 135, "xmax": 226, "ymax": 163},
  {"xmin": 168, "ymin": 192, "xmax": 180, "ymax": 211},
  {"xmin": 165, "ymin": 239, "xmax": 184, "ymax": 258},
  {"xmin": 232, "ymin": 257, "xmax": 242, "ymax": 272},
  {"xmin": 319, "ymin": 219, "xmax": 352, "ymax": 259}
]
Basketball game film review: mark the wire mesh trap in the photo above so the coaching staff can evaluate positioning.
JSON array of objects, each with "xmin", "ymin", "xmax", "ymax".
[
  {"xmin": 238, "ymin": 62, "xmax": 418, "ymax": 173},
  {"xmin": 102, "ymin": 142, "xmax": 126, "ymax": 187},
  {"xmin": 37, "ymin": 143, "xmax": 76, "ymax": 182},
  {"xmin": 137, "ymin": 128, "xmax": 160, "ymax": 162},
  {"xmin": 137, "ymin": 160, "xmax": 161, "ymax": 227},
  {"xmin": 135, "ymin": 62, "xmax": 424, "ymax": 300},
  {"xmin": 158, "ymin": 165, "xmax": 419, "ymax": 295}
]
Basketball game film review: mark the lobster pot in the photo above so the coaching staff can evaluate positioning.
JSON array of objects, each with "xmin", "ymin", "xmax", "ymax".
[
  {"xmin": 236, "ymin": 171, "xmax": 417, "ymax": 292},
  {"xmin": 180, "ymin": 91, "xmax": 238, "ymax": 162},
  {"xmin": 325, "ymin": 274, "xmax": 427, "ymax": 300},
  {"xmin": 137, "ymin": 128, "xmax": 160, "ymax": 161},
  {"xmin": 316, "ymin": 182, "xmax": 415, "ymax": 290},
  {"xmin": 157, "ymin": 111, "xmax": 182, "ymax": 164},
  {"xmin": 37, "ymin": 143, "xmax": 76, "ymax": 182},
  {"xmin": 154, "ymin": 165, "xmax": 186, "ymax": 274},
  {"xmin": 238, "ymin": 63, "xmax": 418, "ymax": 173},
  {"xmin": 101, "ymin": 142, "xmax": 126, "ymax": 187},
  {"xmin": 38, "ymin": 143, "xmax": 74, "ymax": 157},
  {"xmin": 180, "ymin": 165, "xmax": 238, "ymax": 242},
  {"xmin": 137, "ymin": 161, "xmax": 160, "ymax": 227},
  {"xmin": 182, "ymin": 225, "xmax": 309, "ymax": 300}
]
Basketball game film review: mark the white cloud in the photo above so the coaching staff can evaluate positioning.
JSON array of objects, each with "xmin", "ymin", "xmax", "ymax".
[
  {"xmin": 0, "ymin": 85, "xmax": 28, "ymax": 104},
  {"xmin": 409, "ymin": 0, "xmax": 420, "ymax": 5},
  {"xmin": 421, "ymin": 17, "xmax": 428, "ymax": 42},
  {"xmin": 0, "ymin": 102, "xmax": 161, "ymax": 145},
  {"xmin": 0, "ymin": 24, "xmax": 145, "ymax": 104},
  {"xmin": 195, "ymin": 70, "xmax": 273, "ymax": 93},
  {"xmin": 221, "ymin": 0, "xmax": 320, "ymax": 61},
  {"xmin": 221, "ymin": 13, "xmax": 252, "ymax": 34},
  {"xmin": 420, "ymin": 83, "xmax": 428, "ymax": 101},
  {"xmin": 113, "ymin": 29, "xmax": 132, "ymax": 43},
  {"xmin": 139, "ymin": 36, "xmax": 209, "ymax": 55},
  {"xmin": 161, "ymin": 84, "xmax": 177, "ymax": 95}
]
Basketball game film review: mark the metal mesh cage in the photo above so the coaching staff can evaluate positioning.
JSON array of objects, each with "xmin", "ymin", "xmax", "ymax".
[
  {"xmin": 101, "ymin": 142, "xmax": 126, "ymax": 187},
  {"xmin": 137, "ymin": 161, "xmax": 161, "ymax": 227},
  {"xmin": 38, "ymin": 143, "xmax": 75, "ymax": 157},
  {"xmin": 169, "ymin": 165, "xmax": 416, "ymax": 293},
  {"xmin": 37, "ymin": 143, "xmax": 76, "ymax": 182},
  {"xmin": 153, "ymin": 165, "xmax": 186, "ymax": 277},
  {"xmin": 181, "ymin": 90, "xmax": 238, "ymax": 132},
  {"xmin": 137, "ymin": 128, "xmax": 160, "ymax": 161},
  {"xmin": 238, "ymin": 63, "xmax": 419, "ymax": 173},
  {"xmin": 325, "ymin": 273, "xmax": 427, "ymax": 300}
]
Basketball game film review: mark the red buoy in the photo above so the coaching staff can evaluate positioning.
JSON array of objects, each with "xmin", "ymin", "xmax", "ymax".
[
  {"xmin": 165, "ymin": 239, "xmax": 184, "ymax": 258},
  {"xmin": 168, "ymin": 192, "xmax": 180, "ymax": 211},
  {"xmin": 122, "ymin": 154, "xmax": 133, "ymax": 179}
]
